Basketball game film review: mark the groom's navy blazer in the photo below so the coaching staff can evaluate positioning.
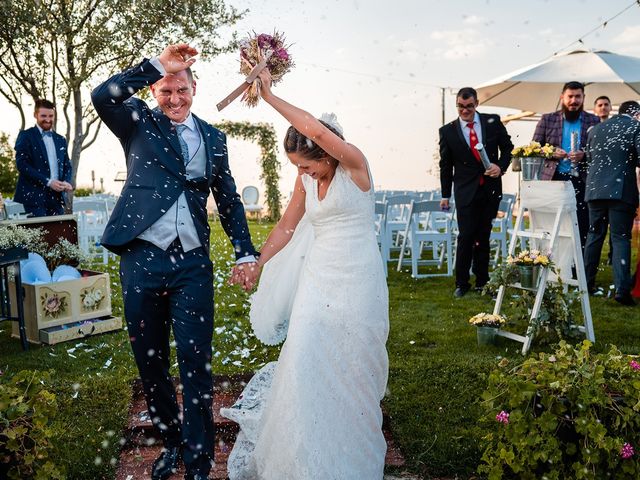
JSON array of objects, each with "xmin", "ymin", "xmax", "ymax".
[
  {"xmin": 91, "ymin": 59, "xmax": 257, "ymax": 258},
  {"xmin": 14, "ymin": 126, "xmax": 72, "ymax": 208}
]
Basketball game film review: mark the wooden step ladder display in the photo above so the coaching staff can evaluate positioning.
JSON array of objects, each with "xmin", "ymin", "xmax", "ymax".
[{"xmin": 493, "ymin": 181, "xmax": 595, "ymax": 355}]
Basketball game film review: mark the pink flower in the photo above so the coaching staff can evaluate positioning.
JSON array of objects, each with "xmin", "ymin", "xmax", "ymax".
[
  {"xmin": 257, "ymin": 34, "xmax": 274, "ymax": 48},
  {"xmin": 496, "ymin": 410, "xmax": 510, "ymax": 424},
  {"xmin": 621, "ymin": 442, "xmax": 634, "ymax": 459},
  {"xmin": 630, "ymin": 360, "xmax": 640, "ymax": 371},
  {"xmin": 276, "ymin": 48, "xmax": 289, "ymax": 60}
]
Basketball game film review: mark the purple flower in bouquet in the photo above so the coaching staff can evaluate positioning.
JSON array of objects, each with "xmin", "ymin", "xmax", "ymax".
[
  {"xmin": 238, "ymin": 30, "xmax": 294, "ymax": 107},
  {"xmin": 630, "ymin": 360, "xmax": 640, "ymax": 371},
  {"xmin": 621, "ymin": 442, "xmax": 634, "ymax": 459},
  {"xmin": 275, "ymin": 48, "xmax": 289, "ymax": 61},
  {"xmin": 257, "ymin": 33, "xmax": 274, "ymax": 48}
]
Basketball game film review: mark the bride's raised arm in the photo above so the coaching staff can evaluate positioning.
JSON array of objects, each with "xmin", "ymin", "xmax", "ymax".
[{"xmin": 257, "ymin": 69, "xmax": 368, "ymax": 178}]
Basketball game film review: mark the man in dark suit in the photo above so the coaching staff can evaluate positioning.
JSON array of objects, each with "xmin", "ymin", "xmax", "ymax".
[
  {"xmin": 439, "ymin": 87, "xmax": 513, "ymax": 297},
  {"xmin": 532, "ymin": 81, "xmax": 600, "ymax": 250},
  {"xmin": 92, "ymin": 44, "xmax": 259, "ymax": 480},
  {"xmin": 14, "ymin": 99, "xmax": 73, "ymax": 216},
  {"xmin": 584, "ymin": 100, "xmax": 640, "ymax": 307}
]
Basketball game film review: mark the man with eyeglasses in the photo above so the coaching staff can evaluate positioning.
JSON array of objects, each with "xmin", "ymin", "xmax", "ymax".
[
  {"xmin": 439, "ymin": 87, "xmax": 513, "ymax": 298},
  {"xmin": 532, "ymin": 81, "xmax": 600, "ymax": 250}
]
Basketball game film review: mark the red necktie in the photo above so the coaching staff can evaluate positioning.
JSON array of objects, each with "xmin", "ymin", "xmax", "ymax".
[{"xmin": 467, "ymin": 122, "xmax": 484, "ymax": 185}]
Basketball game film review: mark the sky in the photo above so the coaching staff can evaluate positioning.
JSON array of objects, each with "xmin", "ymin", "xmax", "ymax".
[{"xmin": 3, "ymin": 0, "xmax": 640, "ymax": 203}]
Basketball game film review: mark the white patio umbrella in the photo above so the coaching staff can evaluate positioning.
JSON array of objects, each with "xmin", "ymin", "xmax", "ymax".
[{"xmin": 476, "ymin": 49, "xmax": 640, "ymax": 112}]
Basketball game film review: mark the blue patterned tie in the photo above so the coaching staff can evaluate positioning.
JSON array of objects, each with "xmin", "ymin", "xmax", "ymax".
[
  {"xmin": 175, "ymin": 124, "xmax": 189, "ymax": 164},
  {"xmin": 42, "ymin": 130, "xmax": 53, "ymax": 138}
]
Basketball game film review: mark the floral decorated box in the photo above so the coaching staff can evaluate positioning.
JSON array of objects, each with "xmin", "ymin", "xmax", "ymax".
[{"xmin": 10, "ymin": 270, "xmax": 113, "ymax": 344}]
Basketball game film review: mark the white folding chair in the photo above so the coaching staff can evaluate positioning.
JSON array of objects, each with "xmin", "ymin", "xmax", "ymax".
[
  {"xmin": 396, "ymin": 200, "xmax": 456, "ymax": 278},
  {"xmin": 73, "ymin": 198, "xmax": 111, "ymax": 264},
  {"xmin": 241, "ymin": 185, "xmax": 263, "ymax": 221},
  {"xmin": 3, "ymin": 200, "xmax": 28, "ymax": 219},
  {"xmin": 374, "ymin": 201, "xmax": 388, "ymax": 277},
  {"xmin": 490, "ymin": 195, "xmax": 515, "ymax": 265},
  {"xmin": 381, "ymin": 194, "xmax": 414, "ymax": 266}
]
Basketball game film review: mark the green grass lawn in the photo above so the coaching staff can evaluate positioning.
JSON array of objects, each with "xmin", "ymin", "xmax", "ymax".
[{"xmin": 1, "ymin": 221, "xmax": 639, "ymax": 479}]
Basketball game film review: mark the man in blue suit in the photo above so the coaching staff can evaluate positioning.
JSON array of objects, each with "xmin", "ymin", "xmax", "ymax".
[
  {"xmin": 92, "ymin": 44, "xmax": 259, "ymax": 480},
  {"xmin": 14, "ymin": 99, "xmax": 73, "ymax": 216}
]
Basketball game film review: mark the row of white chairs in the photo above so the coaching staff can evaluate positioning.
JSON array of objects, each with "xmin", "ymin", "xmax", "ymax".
[
  {"xmin": 73, "ymin": 196, "xmax": 117, "ymax": 264},
  {"xmin": 375, "ymin": 191, "xmax": 516, "ymax": 278}
]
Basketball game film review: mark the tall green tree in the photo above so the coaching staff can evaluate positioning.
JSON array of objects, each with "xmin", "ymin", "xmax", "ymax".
[
  {"xmin": 0, "ymin": 133, "xmax": 18, "ymax": 195},
  {"xmin": 0, "ymin": 0, "xmax": 245, "ymax": 187}
]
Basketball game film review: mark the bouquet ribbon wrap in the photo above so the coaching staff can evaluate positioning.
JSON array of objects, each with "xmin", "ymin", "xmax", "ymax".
[{"xmin": 217, "ymin": 52, "xmax": 272, "ymax": 111}]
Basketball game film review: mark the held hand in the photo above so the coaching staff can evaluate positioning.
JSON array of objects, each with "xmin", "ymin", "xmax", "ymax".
[
  {"xmin": 61, "ymin": 181, "xmax": 74, "ymax": 192},
  {"xmin": 484, "ymin": 163, "xmax": 501, "ymax": 178},
  {"xmin": 553, "ymin": 148, "xmax": 567, "ymax": 160},
  {"xmin": 439, "ymin": 199, "xmax": 450, "ymax": 211},
  {"xmin": 239, "ymin": 262, "xmax": 261, "ymax": 292},
  {"xmin": 158, "ymin": 44, "xmax": 198, "ymax": 74},
  {"xmin": 257, "ymin": 68, "xmax": 273, "ymax": 101},
  {"xmin": 49, "ymin": 179, "xmax": 66, "ymax": 192},
  {"xmin": 228, "ymin": 265, "xmax": 245, "ymax": 287},
  {"xmin": 568, "ymin": 150, "xmax": 585, "ymax": 163}
]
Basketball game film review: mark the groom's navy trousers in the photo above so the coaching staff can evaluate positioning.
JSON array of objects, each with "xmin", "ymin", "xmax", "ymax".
[{"xmin": 120, "ymin": 238, "xmax": 214, "ymax": 471}]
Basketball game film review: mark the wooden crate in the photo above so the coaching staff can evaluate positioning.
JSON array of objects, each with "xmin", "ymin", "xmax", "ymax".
[{"xmin": 10, "ymin": 270, "xmax": 113, "ymax": 344}]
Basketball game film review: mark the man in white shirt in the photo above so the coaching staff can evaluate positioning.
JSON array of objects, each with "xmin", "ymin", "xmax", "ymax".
[{"xmin": 14, "ymin": 99, "xmax": 73, "ymax": 216}]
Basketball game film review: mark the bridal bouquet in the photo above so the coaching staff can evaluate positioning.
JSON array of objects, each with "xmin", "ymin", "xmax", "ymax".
[{"xmin": 239, "ymin": 31, "xmax": 294, "ymax": 107}]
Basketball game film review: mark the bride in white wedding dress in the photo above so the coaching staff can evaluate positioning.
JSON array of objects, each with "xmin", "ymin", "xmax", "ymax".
[{"xmin": 222, "ymin": 69, "xmax": 389, "ymax": 480}]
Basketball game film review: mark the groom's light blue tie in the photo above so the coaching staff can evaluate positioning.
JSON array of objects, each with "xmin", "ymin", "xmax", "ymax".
[{"xmin": 175, "ymin": 124, "xmax": 189, "ymax": 164}]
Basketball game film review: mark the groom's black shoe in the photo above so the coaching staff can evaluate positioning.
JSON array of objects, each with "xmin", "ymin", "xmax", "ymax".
[
  {"xmin": 151, "ymin": 446, "xmax": 182, "ymax": 480},
  {"xmin": 454, "ymin": 285, "xmax": 470, "ymax": 298},
  {"xmin": 184, "ymin": 473, "xmax": 210, "ymax": 480}
]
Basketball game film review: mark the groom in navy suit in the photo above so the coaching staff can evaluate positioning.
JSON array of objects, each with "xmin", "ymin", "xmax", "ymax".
[
  {"xmin": 14, "ymin": 99, "xmax": 73, "ymax": 216},
  {"xmin": 92, "ymin": 44, "xmax": 259, "ymax": 480}
]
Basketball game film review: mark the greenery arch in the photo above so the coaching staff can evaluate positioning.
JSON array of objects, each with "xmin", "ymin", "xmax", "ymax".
[{"xmin": 214, "ymin": 120, "xmax": 282, "ymax": 221}]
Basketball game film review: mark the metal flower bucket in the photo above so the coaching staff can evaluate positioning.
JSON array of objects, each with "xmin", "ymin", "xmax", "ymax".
[
  {"xmin": 521, "ymin": 156, "xmax": 545, "ymax": 181},
  {"xmin": 511, "ymin": 157, "xmax": 522, "ymax": 172}
]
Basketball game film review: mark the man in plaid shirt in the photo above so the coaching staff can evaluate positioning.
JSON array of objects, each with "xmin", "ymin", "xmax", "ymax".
[{"xmin": 532, "ymin": 81, "xmax": 600, "ymax": 250}]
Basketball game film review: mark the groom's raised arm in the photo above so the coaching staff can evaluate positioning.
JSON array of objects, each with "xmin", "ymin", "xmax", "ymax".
[{"xmin": 91, "ymin": 59, "xmax": 163, "ymax": 139}]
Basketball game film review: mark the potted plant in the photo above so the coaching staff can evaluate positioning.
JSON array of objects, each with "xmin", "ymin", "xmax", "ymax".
[
  {"xmin": 511, "ymin": 141, "xmax": 555, "ymax": 179},
  {"xmin": 506, "ymin": 249, "xmax": 552, "ymax": 289},
  {"xmin": 468, "ymin": 312, "xmax": 506, "ymax": 346},
  {"xmin": 479, "ymin": 341, "xmax": 640, "ymax": 479}
]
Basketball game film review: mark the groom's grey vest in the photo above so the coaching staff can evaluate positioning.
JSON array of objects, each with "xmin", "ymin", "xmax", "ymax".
[{"xmin": 138, "ymin": 125, "xmax": 207, "ymax": 251}]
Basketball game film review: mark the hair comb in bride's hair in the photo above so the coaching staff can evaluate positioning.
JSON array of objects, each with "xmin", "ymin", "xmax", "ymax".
[{"xmin": 319, "ymin": 112, "xmax": 344, "ymax": 136}]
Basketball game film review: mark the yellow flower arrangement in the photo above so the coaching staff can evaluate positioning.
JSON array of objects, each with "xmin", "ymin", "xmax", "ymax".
[
  {"xmin": 511, "ymin": 141, "xmax": 555, "ymax": 159},
  {"xmin": 506, "ymin": 249, "xmax": 552, "ymax": 267},
  {"xmin": 469, "ymin": 313, "xmax": 507, "ymax": 328}
]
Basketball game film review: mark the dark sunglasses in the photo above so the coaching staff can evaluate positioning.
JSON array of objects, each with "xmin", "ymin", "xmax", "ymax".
[{"xmin": 456, "ymin": 103, "xmax": 476, "ymax": 111}]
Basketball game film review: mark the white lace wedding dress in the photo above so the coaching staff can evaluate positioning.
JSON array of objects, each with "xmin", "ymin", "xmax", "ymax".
[{"xmin": 221, "ymin": 164, "xmax": 389, "ymax": 479}]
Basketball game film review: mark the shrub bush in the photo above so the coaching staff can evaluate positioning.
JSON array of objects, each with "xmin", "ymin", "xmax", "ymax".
[
  {"xmin": 0, "ymin": 370, "xmax": 65, "ymax": 480},
  {"xmin": 479, "ymin": 341, "xmax": 640, "ymax": 479}
]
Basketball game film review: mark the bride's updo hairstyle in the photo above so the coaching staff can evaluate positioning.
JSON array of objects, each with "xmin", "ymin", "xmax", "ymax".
[{"xmin": 284, "ymin": 114, "xmax": 344, "ymax": 161}]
